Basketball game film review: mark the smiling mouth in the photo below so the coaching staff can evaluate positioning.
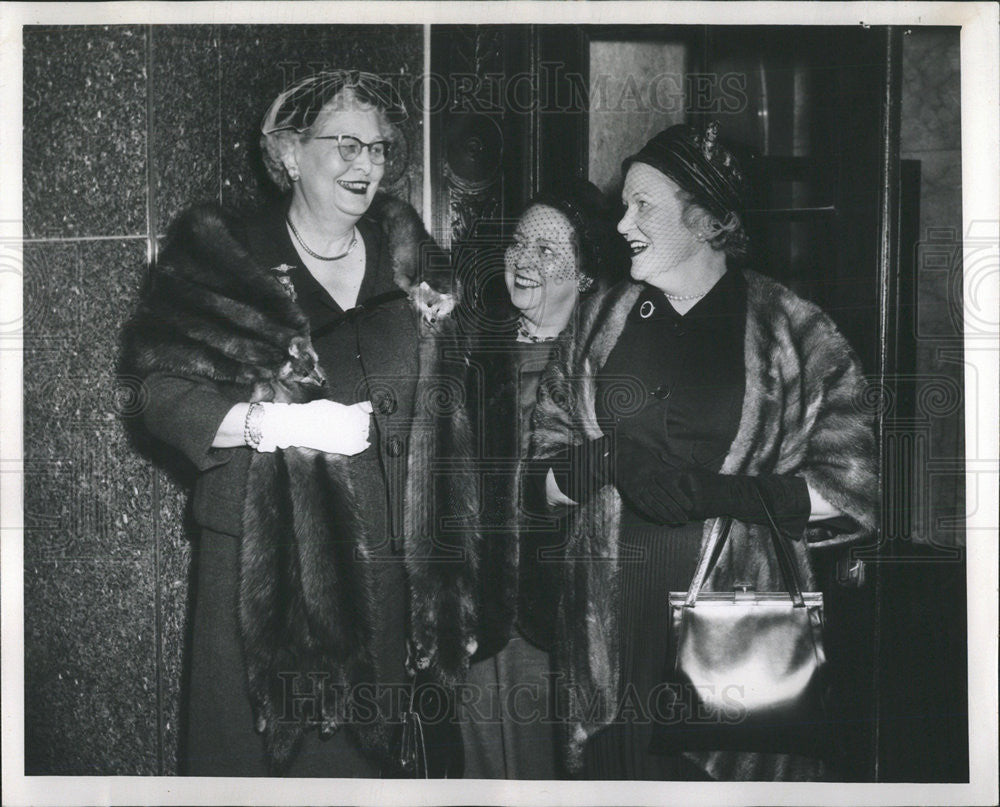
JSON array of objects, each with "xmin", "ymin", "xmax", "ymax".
[
  {"xmin": 628, "ymin": 240, "xmax": 649, "ymax": 256},
  {"xmin": 513, "ymin": 273, "xmax": 542, "ymax": 289},
  {"xmin": 337, "ymin": 180, "xmax": 370, "ymax": 195}
]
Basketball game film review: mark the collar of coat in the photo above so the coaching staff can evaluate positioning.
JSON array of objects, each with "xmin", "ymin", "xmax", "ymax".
[
  {"xmin": 528, "ymin": 269, "xmax": 878, "ymax": 774},
  {"xmin": 128, "ymin": 196, "xmax": 479, "ymax": 772}
]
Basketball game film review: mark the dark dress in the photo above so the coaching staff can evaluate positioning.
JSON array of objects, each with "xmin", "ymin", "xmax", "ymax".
[
  {"xmin": 144, "ymin": 206, "xmax": 414, "ymax": 776},
  {"xmin": 582, "ymin": 269, "xmax": 747, "ymax": 780}
]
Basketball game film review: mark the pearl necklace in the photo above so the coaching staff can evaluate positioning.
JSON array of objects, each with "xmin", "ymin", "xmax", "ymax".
[
  {"xmin": 287, "ymin": 217, "xmax": 358, "ymax": 261},
  {"xmin": 516, "ymin": 318, "xmax": 558, "ymax": 343},
  {"xmin": 663, "ymin": 289, "xmax": 708, "ymax": 301}
]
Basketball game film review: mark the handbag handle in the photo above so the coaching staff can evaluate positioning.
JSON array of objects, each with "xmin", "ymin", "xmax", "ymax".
[
  {"xmin": 683, "ymin": 484, "xmax": 808, "ymax": 608},
  {"xmin": 397, "ymin": 677, "xmax": 429, "ymax": 777}
]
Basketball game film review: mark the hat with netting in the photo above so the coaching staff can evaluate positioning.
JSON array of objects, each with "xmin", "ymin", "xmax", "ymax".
[
  {"xmin": 528, "ymin": 178, "xmax": 630, "ymax": 290},
  {"xmin": 622, "ymin": 121, "xmax": 749, "ymax": 223},
  {"xmin": 261, "ymin": 69, "xmax": 407, "ymax": 135}
]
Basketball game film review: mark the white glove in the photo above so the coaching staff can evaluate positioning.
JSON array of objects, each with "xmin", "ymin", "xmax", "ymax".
[{"xmin": 255, "ymin": 399, "xmax": 373, "ymax": 455}]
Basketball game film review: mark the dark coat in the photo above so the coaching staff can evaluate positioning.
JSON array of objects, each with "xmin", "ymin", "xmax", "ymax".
[
  {"xmin": 528, "ymin": 270, "xmax": 879, "ymax": 777},
  {"xmin": 127, "ymin": 194, "xmax": 480, "ymax": 772}
]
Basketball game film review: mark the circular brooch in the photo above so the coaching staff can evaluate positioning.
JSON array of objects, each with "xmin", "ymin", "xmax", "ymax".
[{"xmin": 640, "ymin": 300, "xmax": 655, "ymax": 319}]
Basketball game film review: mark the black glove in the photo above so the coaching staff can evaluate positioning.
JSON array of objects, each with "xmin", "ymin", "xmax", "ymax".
[
  {"xmin": 677, "ymin": 468, "xmax": 812, "ymax": 537},
  {"xmin": 614, "ymin": 436, "xmax": 696, "ymax": 526},
  {"xmin": 545, "ymin": 435, "xmax": 614, "ymax": 505},
  {"xmin": 615, "ymin": 437, "xmax": 812, "ymax": 534}
]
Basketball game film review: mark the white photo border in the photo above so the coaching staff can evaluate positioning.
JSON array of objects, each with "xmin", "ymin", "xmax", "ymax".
[{"xmin": 1, "ymin": 2, "xmax": 996, "ymax": 805}]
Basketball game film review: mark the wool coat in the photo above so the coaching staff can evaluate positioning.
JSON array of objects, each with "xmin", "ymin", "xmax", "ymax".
[
  {"xmin": 126, "ymin": 194, "xmax": 480, "ymax": 773},
  {"xmin": 527, "ymin": 269, "xmax": 879, "ymax": 779}
]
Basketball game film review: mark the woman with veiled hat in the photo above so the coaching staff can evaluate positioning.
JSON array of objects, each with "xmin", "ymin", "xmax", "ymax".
[
  {"xmin": 526, "ymin": 123, "xmax": 878, "ymax": 780},
  {"xmin": 126, "ymin": 70, "xmax": 477, "ymax": 777},
  {"xmin": 458, "ymin": 179, "xmax": 628, "ymax": 778}
]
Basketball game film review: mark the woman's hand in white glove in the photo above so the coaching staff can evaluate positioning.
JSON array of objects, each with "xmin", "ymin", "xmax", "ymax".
[{"xmin": 255, "ymin": 399, "xmax": 373, "ymax": 455}]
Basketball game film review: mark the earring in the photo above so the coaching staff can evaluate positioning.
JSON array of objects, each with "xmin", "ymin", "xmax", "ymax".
[
  {"xmin": 578, "ymin": 274, "xmax": 595, "ymax": 293},
  {"xmin": 695, "ymin": 231, "xmax": 708, "ymax": 242},
  {"xmin": 286, "ymin": 164, "xmax": 300, "ymax": 182}
]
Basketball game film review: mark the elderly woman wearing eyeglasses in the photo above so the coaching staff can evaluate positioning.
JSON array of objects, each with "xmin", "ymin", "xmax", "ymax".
[{"xmin": 126, "ymin": 71, "xmax": 478, "ymax": 777}]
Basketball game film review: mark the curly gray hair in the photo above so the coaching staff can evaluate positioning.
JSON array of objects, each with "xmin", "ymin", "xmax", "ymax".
[{"xmin": 259, "ymin": 70, "xmax": 405, "ymax": 193}]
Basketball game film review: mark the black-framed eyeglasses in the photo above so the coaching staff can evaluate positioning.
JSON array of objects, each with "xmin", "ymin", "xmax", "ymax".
[{"xmin": 311, "ymin": 134, "xmax": 390, "ymax": 164}]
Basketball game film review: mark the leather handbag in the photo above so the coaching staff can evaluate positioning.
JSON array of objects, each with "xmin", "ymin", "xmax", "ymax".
[{"xmin": 649, "ymin": 492, "xmax": 829, "ymax": 756}]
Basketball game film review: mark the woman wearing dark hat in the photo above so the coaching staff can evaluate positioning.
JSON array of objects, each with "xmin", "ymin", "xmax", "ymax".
[
  {"xmin": 459, "ymin": 180, "xmax": 628, "ymax": 778},
  {"xmin": 126, "ymin": 70, "xmax": 477, "ymax": 777},
  {"xmin": 527, "ymin": 123, "xmax": 878, "ymax": 780}
]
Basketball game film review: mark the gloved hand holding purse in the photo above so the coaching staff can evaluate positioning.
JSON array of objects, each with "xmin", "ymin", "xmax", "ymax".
[{"xmin": 676, "ymin": 466, "xmax": 811, "ymax": 536}]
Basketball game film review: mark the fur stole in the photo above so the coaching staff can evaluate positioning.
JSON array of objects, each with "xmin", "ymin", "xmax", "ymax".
[
  {"xmin": 464, "ymin": 330, "xmax": 522, "ymax": 661},
  {"xmin": 528, "ymin": 269, "xmax": 879, "ymax": 775},
  {"xmin": 126, "ymin": 194, "xmax": 479, "ymax": 772},
  {"xmin": 464, "ymin": 323, "xmax": 571, "ymax": 660}
]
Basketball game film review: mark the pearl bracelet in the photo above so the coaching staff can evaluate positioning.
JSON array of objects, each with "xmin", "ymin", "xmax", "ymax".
[{"xmin": 244, "ymin": 402, "xmax": 265, "ymax": 449}]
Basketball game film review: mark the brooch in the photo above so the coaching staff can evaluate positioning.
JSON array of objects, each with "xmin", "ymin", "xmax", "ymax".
[{"xmin": 270, "ymin": 263, "xmax": 298, "ymax": 302}]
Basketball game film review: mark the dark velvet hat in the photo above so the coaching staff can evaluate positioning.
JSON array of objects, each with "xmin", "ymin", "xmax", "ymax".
[{"xmin": 622, "ymin": 121, "xmax": 749, "ymax": 223}]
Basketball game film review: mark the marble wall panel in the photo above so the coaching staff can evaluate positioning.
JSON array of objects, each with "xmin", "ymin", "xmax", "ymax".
[
  {"xmin": 23, "ymin": 240, "xmax": 153, "ymax": 563},
  {"xmin": 150, "ymin": 26, "xmax": 223, "ymax": 232},
  {"xmin": 23, "ymin": 26, "xmax": 148, "ymax": 239},
  {"xmin": 24, "ymin": 559, "xmax": 158, "ymax": 774},
  {"xmin": 22, "ymin": 237, "xmax": 162, "ymax": 772},
  {"xmin": 588, "ymin": 40, "xmax": 687, "ymax": 196},
  {"xmin": 157, "ymin": 473, "xmax": 192, "ymax": 775}
]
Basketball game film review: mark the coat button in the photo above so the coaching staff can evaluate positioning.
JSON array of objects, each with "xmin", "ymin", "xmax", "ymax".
[
  {"xmin": 386, "ymin": 435, "xmax": 404, "ymax": 457},
  {"xmin": 375, "ymin": 390, "xmax": 397, "ymax": 416}
]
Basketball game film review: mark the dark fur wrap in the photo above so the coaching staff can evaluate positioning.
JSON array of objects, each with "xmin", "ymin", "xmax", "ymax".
[
  {"xmin": 464, "ymin": 336, "xmax": 522, "ymax": 661},
  {"xmin": 464, "ymin": 326, "xmax": 572, "ymax": 660},
  {"xmin": 528, "ymin": 270, "xmax": 879, "ymax": 778},
  {"xmin": 126, "ymin": 194, "xmax": 480, "ymax": 772}
]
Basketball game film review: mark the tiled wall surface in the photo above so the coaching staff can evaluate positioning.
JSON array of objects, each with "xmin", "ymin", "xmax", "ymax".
[
  {"xmin": 23, "ymin": 24, "xmax": 424, "ymax": 775},
  {"xmin": 899, "ymin": 27, "xmax": 965, "ymax": 547}
]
